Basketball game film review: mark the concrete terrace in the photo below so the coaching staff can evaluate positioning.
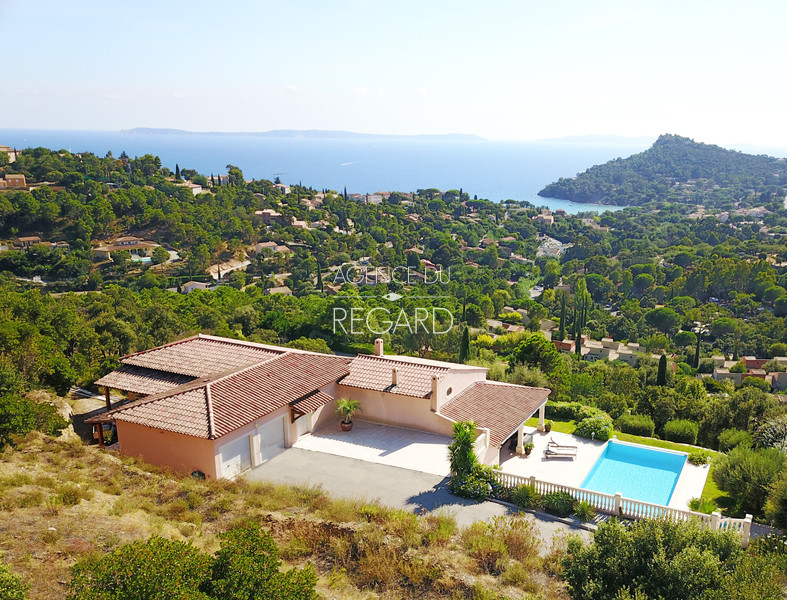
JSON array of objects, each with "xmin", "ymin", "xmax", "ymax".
[{"xmin": 294, "ymin": 419, "xmax": 452, "ymax": 476}]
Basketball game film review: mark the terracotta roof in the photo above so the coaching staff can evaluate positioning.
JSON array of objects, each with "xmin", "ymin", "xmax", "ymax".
[
  {"xmin": 341, "ymin": 354, "xmax": 451, "ymax": 398},
  {"xmin": 120, "ymin": 335, "xmax": 284, "ymax": 377},
  {"xmin": 95, "ymin": 365, "xmax": 194, "ymax": 395},
  {"xmin": 107, "ymin": 353, "xmax": 349, "ymax": 439},
  {"xmin": 291, "ymin": 390, "xmax": 334, "ymax": 415},
  {"xmin": 440, "ymin": 381, "xmax": 550, "ymax": 447}
]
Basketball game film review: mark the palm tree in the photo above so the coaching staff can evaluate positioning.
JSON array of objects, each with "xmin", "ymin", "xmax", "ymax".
[{"xmin": 448, "ymin": 420, "xmax": 478, "ymax": 476}]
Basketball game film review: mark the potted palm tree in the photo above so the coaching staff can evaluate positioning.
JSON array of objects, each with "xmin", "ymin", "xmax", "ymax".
[{"xmin": 335, "ymin": 398, "xmax": 361, "ymax": 431}]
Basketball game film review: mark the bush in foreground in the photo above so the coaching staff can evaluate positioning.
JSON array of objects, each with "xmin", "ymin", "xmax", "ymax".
[
  {"xmin": 541, "ymin": 491, "xmax": 575, "ymax": 517},
  {"xmin": 68, "ymin": 524, "xmax": 317, "ymax": 600},
  {"xmin": 717, "ymin": 429, "xmax": 753, "ymax": 453},
  {"xmin": 0, "ymin": 562, "xmax": 27, "ymax": 600},
  {"xmin": 563, "ymin": 518, "xmax": 784, "ymax": 600},
  {"xmin": 712, "ymin": 446, "xmax": 786, "ymax": 513}
]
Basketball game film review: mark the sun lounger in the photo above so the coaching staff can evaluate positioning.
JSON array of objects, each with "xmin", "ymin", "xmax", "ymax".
[
  {"xmin": 544, "ymin": 447, "xmax": 577, "ymax": 459},
  {"xmin": 548, "ymin": 436, "xmax": 578, "ymax": 449}
]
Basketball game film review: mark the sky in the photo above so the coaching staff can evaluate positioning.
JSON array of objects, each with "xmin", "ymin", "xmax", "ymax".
[{"xmin": 2, "ymin": 0, "xmax": 786, "ymax": 146}]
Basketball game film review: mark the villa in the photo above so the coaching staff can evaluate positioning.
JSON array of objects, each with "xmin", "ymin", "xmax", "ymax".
[
  {"xmin": 92, "ymin": 236, "xmax": 160, "ymax": 260},
  {"xmin": 86, "ymin": 335, "xmax": 550, "ymax": 479}
]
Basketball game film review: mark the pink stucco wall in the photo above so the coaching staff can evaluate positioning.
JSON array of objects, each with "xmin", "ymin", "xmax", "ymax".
[{"xmin": 116, "ymin": 421, "xmax": 219, "ymax": 478}]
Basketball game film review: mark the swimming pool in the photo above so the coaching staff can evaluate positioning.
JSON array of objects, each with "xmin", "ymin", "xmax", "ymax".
[{"xmin": 581, "ymin": 440, "xmax": 686, "ymax": 505}]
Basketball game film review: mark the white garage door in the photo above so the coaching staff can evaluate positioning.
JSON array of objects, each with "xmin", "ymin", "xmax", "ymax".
[
  {"xmin": 259, "ymin": 416, "xmax": 286, "ymax": 464},
  {"xmin": 219, "ymin": 435, "xmax": 252, "ymax": 479}
]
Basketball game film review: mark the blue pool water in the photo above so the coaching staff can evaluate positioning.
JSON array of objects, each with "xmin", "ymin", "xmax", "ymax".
[{"xmin": 581, "ymin": 441, "xmax": 686, "ymax": 505}]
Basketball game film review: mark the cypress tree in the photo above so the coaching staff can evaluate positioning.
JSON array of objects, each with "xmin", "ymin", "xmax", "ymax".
[
  {"xmin": 559, "ymin": 293, "xmax": 567, "ymax": 340},
  {"xmin": 343, "ymin": 186, "xmax": 348, "ymax": 202},
  {"xmin": 574, "ymin": 307, "xmax": 582, "ymax": 357},
  {"xmin": 693, "ymin": 334, "xmax": 701, "ymax": 368},
  {"xmin": 210, "ymin": 173, "xmax": 215, "ymax": 187},
  {"xmin": 657, "ymin": 354, "xmax": 667, "ymax": 386},
  {"xmin": 175, "ymin": 163, "xmax": 181, "ymax": 180},
  {"xmin": 459, "ymin": 326, "xmax": 470, "ymax": 363},
  {"xmin": 316, "ymin": 260, "xmax": 324, "ymax": 292}
]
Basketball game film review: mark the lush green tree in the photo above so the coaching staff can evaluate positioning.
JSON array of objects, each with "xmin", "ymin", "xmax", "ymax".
[
  {"xmin": 151, "ymin": 246, "xmax": 169, "ymax": 265},
  {"xmin": 563, "ymin": 518, "xmax": 782, "ymax": 600},
  {"xmin": 713, "ymin": 447, "xmax": 786, "ymax": 513},
  {"xmin": 205, "ymin": 525, "xmax": 318, "ymax": 600},
  {"xmin": 645, "ymin": 307, "xmax": 682, "ymax": 337},
  {"xmin": 448, "ymin": 420, "xmax": 478, "ymax": 477},
  {"xmin": 68, "ymin": 536, "xmax": 212, "ymax": 600},
  {"xmin": 0, "ymin": 395, "xmax": 68, "ymax": 449},
  {"xmin": 656, "ymin": 354, "xmax": 668, "ymax": 386},
  {"xmin": 459, "ymin": 326, "xmax": 470, "ymax": 362}
]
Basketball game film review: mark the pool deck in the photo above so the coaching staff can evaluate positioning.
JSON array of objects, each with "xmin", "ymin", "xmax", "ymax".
[{"xmin": 499, "ymin": 429, "xmax": 709, "ymax": 510}]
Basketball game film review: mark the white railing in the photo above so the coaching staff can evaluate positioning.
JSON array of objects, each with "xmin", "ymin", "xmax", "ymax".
[{"xmin": 494, "ymin": 471, "xmax": 753, "ymax": 546}]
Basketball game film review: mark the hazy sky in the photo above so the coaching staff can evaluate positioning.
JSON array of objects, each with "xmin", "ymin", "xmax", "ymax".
[{"xmin": 2, "ymin": 0, "xmax": 785, "ymax": 145}]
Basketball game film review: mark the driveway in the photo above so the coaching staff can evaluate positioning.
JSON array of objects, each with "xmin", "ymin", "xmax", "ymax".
[{"xmin": 246, "ymin": 447, "xmax": 591, "ymax": 551}]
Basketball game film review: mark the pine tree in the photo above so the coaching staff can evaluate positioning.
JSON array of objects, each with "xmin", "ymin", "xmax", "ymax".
[
  {"xmin": 459, "ymin": 326, "xmax": 470, "ymax": 363},
  {"xmin": 657, "ymin": 354, "xmax": 667, "ymax": 386},
  {"xmin": 693, "ymin": 334, "xmax": 701, "ymax": 368},
  {"xmin": 175, "ymin": 163, "xmax": 181, "ymax": 181}
]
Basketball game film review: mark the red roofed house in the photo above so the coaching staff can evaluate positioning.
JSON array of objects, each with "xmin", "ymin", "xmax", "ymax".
[{"xmin": 88, "ymin": 334, "xmax": 550, "ymax": 478}]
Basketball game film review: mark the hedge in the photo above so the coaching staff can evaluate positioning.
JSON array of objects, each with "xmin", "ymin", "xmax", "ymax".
[
  {"xmin": 574, "ymin": 416, "xmax": 614, "ymax": 441},
  {"xmin": 617, "ymin": 414, "xmax": 655, "ymax": 437},
  {"xmin": 545, "ymin": 401, "xmax": 609, "ymax": 422},
  {"xmin": 664, "ymin": 419, "xmax": 699, "ymax": 445}
]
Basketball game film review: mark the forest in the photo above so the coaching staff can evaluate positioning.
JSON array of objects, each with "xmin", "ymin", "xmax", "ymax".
[{"xmin": 538, "ymin": 134, "xmax": 787, "ymax": 207}]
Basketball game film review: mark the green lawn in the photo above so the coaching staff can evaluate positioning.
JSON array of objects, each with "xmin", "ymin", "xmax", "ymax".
[{"xmin": 526, "ymin": 417, "xmax": 733, "ymax": 514}]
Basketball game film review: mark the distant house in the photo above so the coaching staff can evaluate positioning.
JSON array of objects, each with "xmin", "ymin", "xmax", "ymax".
[
  {"xmin": 0, "ymin": 174, "xmax": 26, "ymax": 189},
  {"xmin": 533, "ymin": 214, "xmax": 555, "ymax": 225},
  {"xmin": 178, "ymin": 181, "xmax": 203, "ymax": 196},
  {"xmin": 255, "ymin": 209, "xmax": 285, "ymax": 225},
  {"xmin": 17, "ymin": 236, "xmax": 41, "ymax": 249},
  {"xmin": 0, "ymin": 145, "xmax": 19, "ymax": 163},
  {"xmin": 93, "ymin": 236, "xmax": 160, "ymax": 260},
  {"xmin": 273, "ymin": 183, "xmax": 291, "ymax": 195},
  {"xmin": 182, "ymin": 281, "xmax": 211, "ymax": 294},
  {"xmin": 291, "ymin": 219, "xmax": 310, "ymax": 229},
  {"xmin": 252, "ymin": 241, "xmax": 292, "ymax": 255},
  {"xmin": 265, "ymin": 286, "xmax": 292, "ymax": 296}
]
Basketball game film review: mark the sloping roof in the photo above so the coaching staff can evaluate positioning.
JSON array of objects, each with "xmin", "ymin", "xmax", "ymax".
[
  {"xmin": 95, "ymin": 365, "xmax": 194, "ymax": 395},
  {"xmin": 340, "ymin": 354, "xmax": 451, "ymax": 398},
  {"xmin": 440, "ymin": 381, "xmax": 550, "ymax": 447},
  {"xmin": 106, "ymin": 353, "xmax": 349, "ymax": 439},
  {"xmin": 120, "ymin": 335, "xmax": 284, "ymax": 377},
  {"xmin": 291, "ymin": 390, "xmax": 334, "ymax": 415}
]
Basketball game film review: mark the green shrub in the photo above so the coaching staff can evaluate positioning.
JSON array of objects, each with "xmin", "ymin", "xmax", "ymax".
[
  {"xmin": 541, "ymin": 491, "xmax": 575, "ymax": 517},
  {"xmin": 449, "ymin": 464, "xmax": 503, "ymax": 500},
  {"xmin": 545, "ymin": 401, "xmax": 609, "ymax": 422},
  {"xmin": 765, "ymin": 477, "xmax": 787, "ymax": 532},
  {"xmin": 663, "ymin": 419, "xmax": 698, "ymax": 445},
  {"xmin": 717, "ymin": 429, "xmax": 753, "ymax": 452},
  {"xmin": 688, "ymin": 449, "xmax": 711, "ymax": 465},
  {"xmin": 617, "ymin": 413, "xmax": 655, "ymax": 437},
  {"xmin": 0, "ymin": 562, "xmax": 27, "ymax": 600},
  {"xmin": 754, "ymin": 415, "xmax": 787, "ymax": 450},
  {"xmin": 573, "ymin": 501, "xmax": 596, "ymax": 523},
  {"xmin": 0, "ymin": 395, "xmax": 68, "ymax": 449},
  {"xmin": 573, "ymin": 416, "xmax": 614, "ymax": 441},
  {"xmin": 512, "ymin": 484, "xmax": 540, "ymax": 509},
  {"xmin": 713, "ymin": 447, "xmax": 786, "ymax": 513},
  {"xmin": 689, "ymin": 497, "xmax": 717, "ymax": 514}
]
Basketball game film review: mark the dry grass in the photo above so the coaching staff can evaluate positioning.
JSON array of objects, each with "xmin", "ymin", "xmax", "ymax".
[{"xmin": 0, "ymin": 432, "xmax": 569, "ymax": 599}]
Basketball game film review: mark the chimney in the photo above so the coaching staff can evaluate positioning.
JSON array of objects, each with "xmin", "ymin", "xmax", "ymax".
[
  {"xmin": 392, "ymin": 368, "xmax": 398, "ymax": 386},
  {"xmin": 374, "ymin": 338, "xmax": 384, "ymax": 357},
  {"xmin": 430, "ymin": 375, "xmax": 439, "ymax": 412}
]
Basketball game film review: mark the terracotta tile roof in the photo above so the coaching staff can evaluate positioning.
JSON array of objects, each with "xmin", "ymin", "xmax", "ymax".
[
  {"xmin": 108, "ymin": 353, "xmax": 349, "ymax": 439},
  {"xmin": 291, "ymin": 390, "xmax": 334, "ymax": 415},
  {"xmin": 440, "ymin": 381, "xmax": 550, "ymax": 447},
  {"xmin": 120, "ymin": 335, "xmax": 284, "ymax": 377},
  {"xmin": 95, "ymin": 365, "xmax": 194, "ymax": 395},
  {"xmin": 341, "ymin": 354, "xmax": 451, "ymax": 398}
]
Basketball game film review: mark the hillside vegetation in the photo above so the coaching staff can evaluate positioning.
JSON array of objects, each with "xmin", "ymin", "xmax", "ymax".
[{"xmin": 538, "ymin": 134, "xmax": 787, "ymax": 207}]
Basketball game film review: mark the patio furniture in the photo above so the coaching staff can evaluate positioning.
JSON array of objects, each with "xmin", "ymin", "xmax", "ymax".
[
  {"xmin": 548, "ymin": 436, "xmax": 578, "ymax": 449},
  {"xmin": 544, "ymin": 446, "xmax": 577, "ymax": 459}
]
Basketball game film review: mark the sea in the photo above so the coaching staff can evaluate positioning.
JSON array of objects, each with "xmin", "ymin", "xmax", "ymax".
[{"xmin": 0, "ymin": 129, "xmax": 656, "ymax": 214}]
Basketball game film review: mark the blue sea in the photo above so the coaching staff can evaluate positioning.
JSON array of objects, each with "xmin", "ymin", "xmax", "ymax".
[{"xmin": 0, "ymin": 129, "xmax": 654, "ymax": 213}]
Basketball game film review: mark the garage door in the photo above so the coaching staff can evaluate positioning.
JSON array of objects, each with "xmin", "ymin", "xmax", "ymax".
[
  {"xmin": 259, "ymin": 416, "xmax": 286, "ymax": 464},
  {"xmin": 219, "ymin": 435, "xmax": 252, "ymax": 479}
]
